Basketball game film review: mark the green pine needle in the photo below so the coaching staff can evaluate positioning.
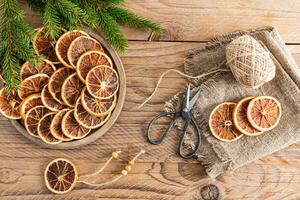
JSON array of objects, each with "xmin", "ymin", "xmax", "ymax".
[
  {"xmin": 108, "ymin": 6, "xmax": 162, "ymax": 33},
  {"xmin": 43, "ymin": 0, "xmax": 62, "ymax": 39},
  {"xmin": 0, "ymin": 0, "xmax": 41, "ymax": 92},
  {"xmin": 98, "ymin": 10, "xmax": 127, "ymax": 53}
]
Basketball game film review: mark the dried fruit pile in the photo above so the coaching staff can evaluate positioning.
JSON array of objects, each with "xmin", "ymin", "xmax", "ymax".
[
  {"xmin": 0, "ymin": 28, "xmax": 119, "ymax": 145},
  {"xmin": 209, "ymin": 96, "xmax": 282, "ymax": 142}
]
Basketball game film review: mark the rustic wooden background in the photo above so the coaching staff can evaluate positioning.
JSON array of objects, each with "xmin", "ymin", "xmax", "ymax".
[{"xmin": 1, "ymin": 1, "xmax": 300, "ymax": 199}]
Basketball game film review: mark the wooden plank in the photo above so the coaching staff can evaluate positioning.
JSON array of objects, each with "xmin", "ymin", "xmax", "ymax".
[
  {"xmin": 20, "ymin": 0, "xmax": 300, "ymax": 43},
  {"xmin": 0, "ymin": 41, "xmax": 300, "ymax": 199}
]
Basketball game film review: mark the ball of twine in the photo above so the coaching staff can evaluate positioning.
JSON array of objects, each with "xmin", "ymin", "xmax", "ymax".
[{"xmin": 225, "ymin": 35, "xmax": 276, "ymax": 89}]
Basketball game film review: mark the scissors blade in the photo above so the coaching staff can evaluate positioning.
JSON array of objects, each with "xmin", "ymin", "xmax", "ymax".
[
  {"xmin": 188, "ymin": 89, "xmax": 201, "ymax": 111},
  {"xmin": 182, "ymin": 84, "xmax": 190, "ymax": 110}
]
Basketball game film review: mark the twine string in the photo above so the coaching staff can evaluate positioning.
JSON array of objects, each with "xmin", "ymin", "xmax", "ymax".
[
  {"xmin": 78, "ymin": 150, "xmax": 146, "ymax": 187},
  {"xmin": 80, "ymin": 150, "xmax": 122, "ymax": 179}
]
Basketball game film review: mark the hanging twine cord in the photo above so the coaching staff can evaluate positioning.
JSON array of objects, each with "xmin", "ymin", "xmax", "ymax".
[
  {"xmin": 137, "ymin": 68, "xmax": 230, "ymax": 109},
  {"xmin": 80, "ymin": 150, "xmax": 122, "ymax": 179},
  {"xmin": 78, "ymin": 149, "xmax": 146, "ymax": 187}
]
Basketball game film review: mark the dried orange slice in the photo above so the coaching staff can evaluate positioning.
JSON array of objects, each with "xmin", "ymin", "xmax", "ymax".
[
  {"xmin": 76, "ymin": 50, "xmax": 112, "ymax": 83},
  {"xmin": 67, "ymin": 36, "xmax": 103, "ymax": 68},
  {"xmin": 19, "ymin": 93, "xmax": 43, "ymax": 119},
  {"xmin": 61, "ymin": 73, "xmax": 84, "ymax": 107},
  {"xmin": 86, "ymin": 65, "xmax": 119, "ymax": 99},
  {"xmin": 38, "ymin": 112, "xmax": 62, "ymax": 144},
  {"xmin": 20, "ymin": 59, "xmax": 56, "ymax": 81},
  {"xmin": 18, "ymin": 74, "xmax": 49, "ymax": 99},
  {"xmin": 48, "ymin": 67, "xmax": 74, "ymax": 104},
  {"xmin": 50, "ymin": 109, "xmax": 72, "ymax": 141},
  {"xmin": 74, "ymin": 98, "xmax": 110, "ymax": 129},
  {"xmin": 33, "ymin": 27, "xmax": 62, "ymax": 64},
  {"xmin": 81, "ymin": 87, "xmax": 116, "ymax": 116},
  {"xmin": 55, "ymin": 30, "xmax": 89, "ymax": 68},
  {"xmin": 41, "ymin": 85, "xmax": 66, "ymax": 111},
  {"xmin": 233, "ymin": 96, "xmax": 263, "ymax": 136},
  {"xmin": 62, "ymin": 109, "xmax": 90, "ymax": 139},
  {"xmin": 44, "ymin": 158, "xmax": 78, "ymax": 194},
  {"xmin": 25, "ymin": 106, "xmax": 49, "ymax": 137},
  {"xmin": 247, "ymin": 96, "xmax": 282, "ymax": 132},
  {"xmin": 209, "ymin": 102, "xmax": 243, "ymax": 142},
  {"xmin": 0, "ymin": 88, "xmax": 21, "ymax": 119}
]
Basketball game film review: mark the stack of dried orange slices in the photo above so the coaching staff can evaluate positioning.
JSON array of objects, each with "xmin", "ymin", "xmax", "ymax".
[
  {"xmin": 0, "ymin": 27, "xmax": 119, "ymax": 145},
  {"xmin": 209, "ymin": 96, "xmax": 282, "ymax": 142}
]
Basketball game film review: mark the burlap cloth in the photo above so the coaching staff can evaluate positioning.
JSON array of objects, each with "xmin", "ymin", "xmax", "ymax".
[{"xmin": 165, "ymin": 27, "xmax": 300, "ymax": 178}]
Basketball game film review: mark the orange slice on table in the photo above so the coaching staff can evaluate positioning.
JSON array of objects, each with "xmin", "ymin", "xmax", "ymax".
[
  {"xmin": 76, "ymin": 50, "xmax": 112, "ymax": 83},
  {"xmin": 20, "ymin": 59, "xmax": 56, "ymax": 81},
  {"xmin": 50, "ymin": 109, "xmax": 72, "ymax": 141},
  {"xmin": 41, "ymin": 85, "xmax": 66, "ymax": 111},
  {"xmin": 19, "ymin": 93, "xmax": 43, "ymax": 119},
  {"xmin": 81, "ymin": 87, "xmax": 116, "ymax": 116},
  {"xmin": 62, "ymin": 109, "xmax": 90, "ymax": 139},
  {"xmin": 18, "ymin": 74, "xmax": 49, "ymax": 99},
  {"xmin": 233, "ymin": 96, "xmax": 263, "ymax": 136},
  {"xmin": 61, "ymin": 73, "xmax": 84, "ymax": 107},
  {"xmin": 38, "ymin": 112, "xmax": 62, "ymax": 144},
  {"xmin": 55, "ymin": 30, "xmax": 89, "ymax": 68},
  {"xmin": 209, "ymin": 102, "xmax": 243, "ymax": 142},
  {"xmin": 67, "ymin": 36, "xmax": 103, "ymax": 68},
  {"xmin": 44, "ymin": 158, "xmax": 78, "ymax": 194},
  {"xmin": 24, "ymin": 105, "xmax": 50, "ymax": 137},
  {"xmin": 74, "ymin": 98, "xmax": 110, "ymax": 129},
  {"xmin": 0, "ymin": 88, "xmax": 21, "ymax": 119},
  {"xmin": 33, "ymin": 27, "xmax": 64, "ymax": 64},
  {"xmin": 247, "ymin": 96, "xmax": 282, "ymax": 132},
  {"xmin": 86, "ymin": 65, "xmax": 119, "ymax": 99},
  {"xmin": 48, "ymin": 67, "xmax": 74, "ymax": 104}
]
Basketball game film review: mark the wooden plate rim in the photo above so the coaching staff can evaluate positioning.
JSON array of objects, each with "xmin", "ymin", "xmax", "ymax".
[{"xmin": 10, "ymin": 28, "xmax": 126, "ymax": 149}]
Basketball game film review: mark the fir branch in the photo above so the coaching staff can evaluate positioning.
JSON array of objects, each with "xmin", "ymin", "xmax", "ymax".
[
  {"xmin": 0, "ymin": 0, "xmax": 40, "ymax": 92},
  {"xmin": 43, "ymin": 0, "xmax": 62, "ymax": 39},
  {"xmin": 97, "ymin": 10, "xmax": 127, "ymax": 53},
  {"xmin": 56, "ymin": 0, "xmax": 85, "ymax": 30},
  {"xmin": 108, "ymin": 6, "xmax": 162, "ymax": 33}
]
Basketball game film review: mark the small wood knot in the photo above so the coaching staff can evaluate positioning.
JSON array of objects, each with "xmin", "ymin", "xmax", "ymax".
[{"xmin": 200, "ymin": 184, "xmax": 220, "ymax": 200}]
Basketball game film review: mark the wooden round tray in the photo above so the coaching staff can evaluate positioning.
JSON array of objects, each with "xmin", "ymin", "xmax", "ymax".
[{"xmin": 10, "ymin": 28, "xmax": 126, "ymax": 149}]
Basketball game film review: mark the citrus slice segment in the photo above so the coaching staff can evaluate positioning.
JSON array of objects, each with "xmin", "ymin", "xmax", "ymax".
[
  {"xmin": 41, "ymin": 85, "xmax": 66, "ymax": 111},
  {"xmin": 233, "ymin": 96, "xmax": 263, "ymax": 136},
  {"xmin": 61, "ymin": 73, "xmax": 84, "ymax": 107},
  {"xmin": 25, "ymin": 106, "xmax": 50, "ymax": 137},
  {"xmin": 62, "ymin": 109, "xmax": 90, "ymax": 139},
  {"xmin": 20, "ymin": 59, "xmax": 56, "ymax": 81},
  {"xmin": 81, "ymin": 87, "xmax": 116, "ymax": 116},
  {"xmin": 18, "ymin": 74, "xmax": 49, "ymax": 99},
  {"xmin": 33, "ymin": 27, "xmax": 63, "ymax": 64},
  {"xmin": 247, "ymin": 96, "xmax": 282, "ymax": 132},
  {"xmin": 44, "ymin": 158, "xmax": 78, "ymax": 194},
  {"xmin": 0, "ymin": 88, "xmax": 21, "ymax": 119},
  {"xmin": 19, "ymin": 93, "xmax": 43, "ymax": 119},
  {"xmin": 86, "ymin": 65, "xmax": 119, "ymax": 99},
  {"xmin": 76, "ymin": 50, "xmax": 112, "ymax": 83},
  {"xmin": 74, "ymin": 98, "xmax": 110, "ymax": 129},
  {"xmin": 55, "ymin": 30, "xmax": 89, "ymax": 68},
  {"xmin": 48, "ymin": 67, "xmax": 74, "ymax": 104},
  {"xmin": 67, "ymin": 36, "xmax": 103, "ymax": 68},
  {"xmin": 209, "ymin": 102, "xmax": 243, "ymax": 142},
  {"xmin": 50, "ymin": 109, "xmax": 72, "ymax": 141},
  {"xmin": 38, "ymin": 112, "xmax": 62, "ymax": 144}
]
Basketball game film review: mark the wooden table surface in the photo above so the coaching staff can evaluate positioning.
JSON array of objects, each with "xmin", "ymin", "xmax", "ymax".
[{"xmin": 1, "ymin": 1, "xmax": 300, "ymax": 199}]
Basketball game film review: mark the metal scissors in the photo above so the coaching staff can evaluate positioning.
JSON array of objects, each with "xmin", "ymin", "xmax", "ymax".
[{"xmin": 146, "ymin": 84, "xmax": 201, "ymax": 159}]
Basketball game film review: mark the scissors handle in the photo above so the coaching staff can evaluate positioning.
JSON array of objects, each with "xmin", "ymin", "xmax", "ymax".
[
  {"xmin": 146, "ymin": 112, "xmax": 178, "ymax": 145},
  {"xmin": 178, "ymin": 117, "xmax": 201, "ymax": 159}
]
